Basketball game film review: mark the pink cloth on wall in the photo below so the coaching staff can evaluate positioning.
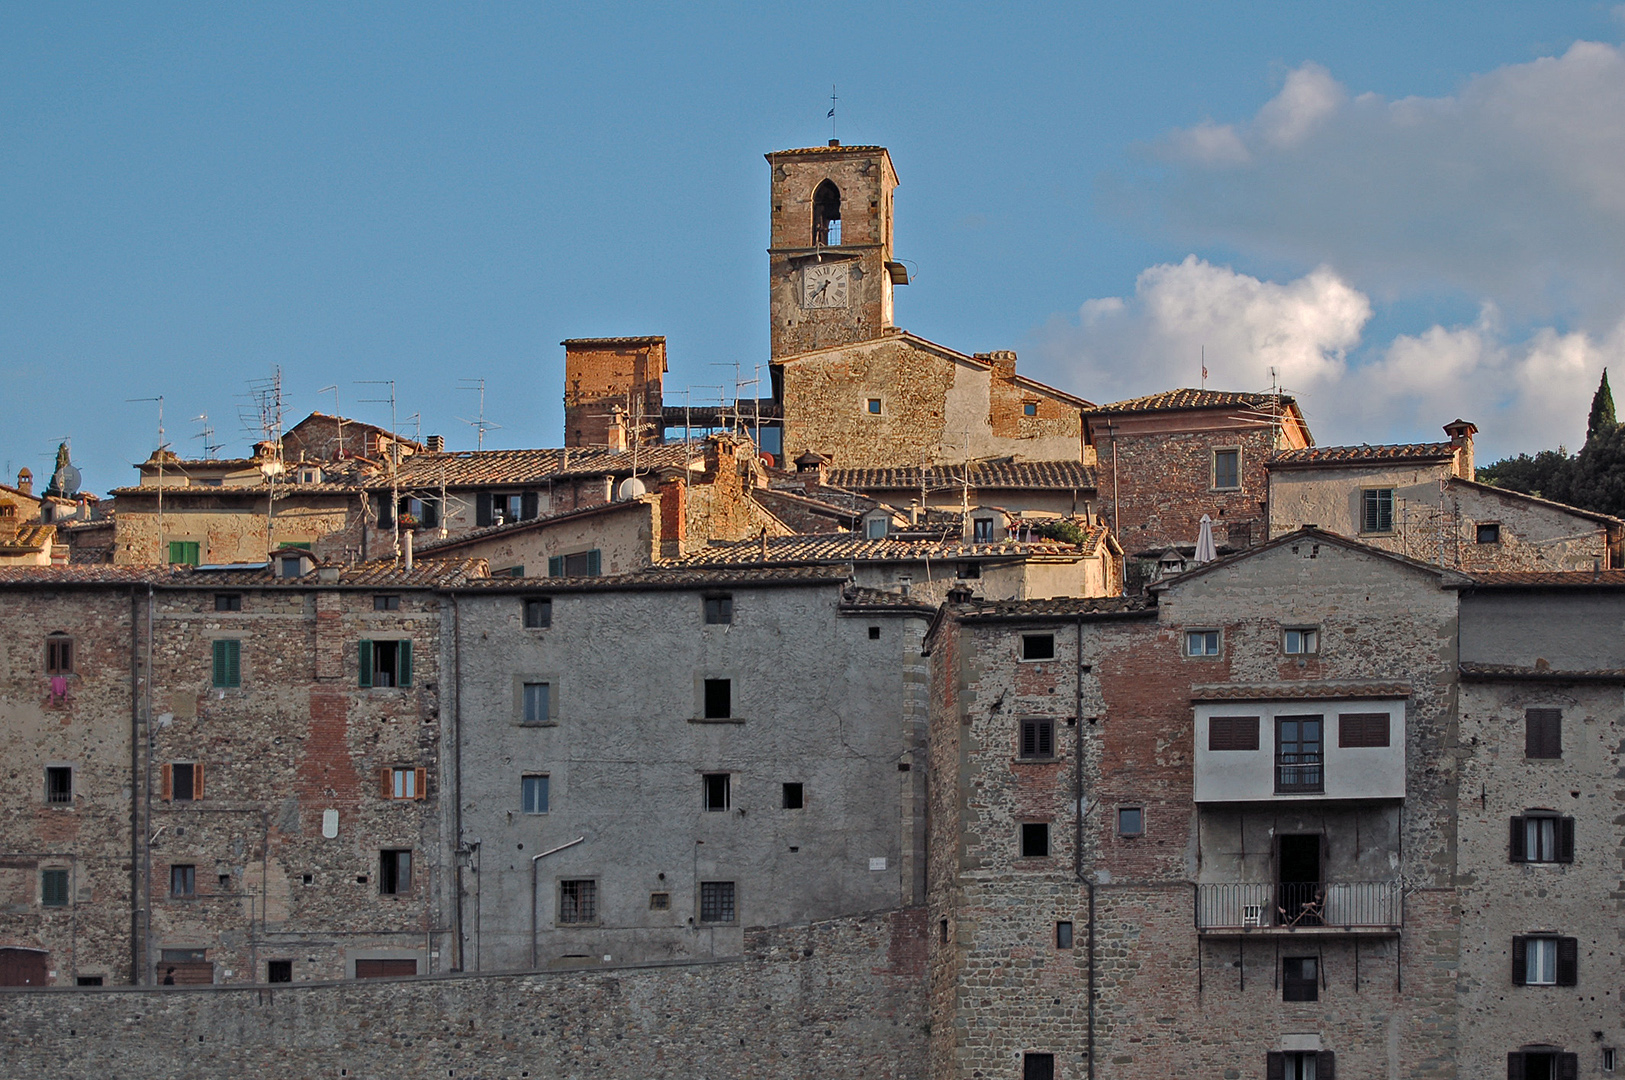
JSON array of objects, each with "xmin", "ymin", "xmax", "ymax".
[{"xmin": 49, "ymin": 676, "xmax": 67, "ymax": 702}]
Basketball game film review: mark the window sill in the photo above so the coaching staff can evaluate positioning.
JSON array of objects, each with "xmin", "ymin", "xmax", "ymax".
[
  {"xmin": 556, "ymin": 921, "xmax": 601, "ymax": 929},
  {"xmin": 1210, "ymin": 486, "xmax": 1242, "ymax": 493},
  {"xmin": 689, "ymin": 717, "xmax": 747, "ymax": 725},
  {"xmin": 1359, "ymin": 531, "xmax": 1396, "ymax": 538},
  {"xmin": 1013, "ymin": 757, "xmax": 1061, "ymax": 766},
  {"xmin": 516, "ymin": 720, "xmax": 558, "ymax": 728}
]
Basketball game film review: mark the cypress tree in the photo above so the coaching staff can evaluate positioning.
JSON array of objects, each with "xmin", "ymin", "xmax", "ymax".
[{"xmin": 1587, "ymin": 369, "xmax": 1616, "ymax": 445}]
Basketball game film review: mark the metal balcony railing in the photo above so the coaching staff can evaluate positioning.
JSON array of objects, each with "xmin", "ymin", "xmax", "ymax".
[
  {"xmin": 1195, "ymin": 881, "xmax": 1402, "ymax": 931},
  {"xmin": 1274, "ymin": 752, "xmax": 1323, "ymax": 793}
]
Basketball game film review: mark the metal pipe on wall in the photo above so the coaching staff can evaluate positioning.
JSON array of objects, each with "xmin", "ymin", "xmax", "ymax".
[{"xmin": 529, "ymin": 836, "xmax": 585, "ymax": 969}]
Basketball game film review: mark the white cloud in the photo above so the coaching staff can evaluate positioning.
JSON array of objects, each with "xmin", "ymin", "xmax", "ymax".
[{"xmin": 1254, "ymin": 62, "xmax": 1345, "ymax": 147}]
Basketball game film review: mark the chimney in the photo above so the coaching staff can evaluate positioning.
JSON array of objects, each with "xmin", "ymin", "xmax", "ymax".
[
  {"xmin": 976, "ymin": 350, "xmax": 1019, "ymax": 383},
  {"xmin": 946, "ymin": 585, "xmax": 975, "ymax": 604},
  {"xmin": 794, "ymin": 451, "xmax": 830, "ymax": 488},
  {"xmin": 403, "ymin": 529, "xmax": 414, "ymax": 571},
  {"xmin": 606, "ymin": 407, "xmax": 628, "ymax": 452},
  {"xmin": 1444, "ymin": 419, "xmax": 1478, "ymax": 480},
  {"xmin": 16, "ymin": 468, "xmax": 31, "ymax": 496},
  {"xmin": 658, "ymin": 471, "xmax": 687, "ymax": 559},
  {"xmin": 426, "ymin": 434, "xmax": 445, "ymax": 453}
]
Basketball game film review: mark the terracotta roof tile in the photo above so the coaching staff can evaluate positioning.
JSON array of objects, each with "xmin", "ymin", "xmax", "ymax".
[
  {"xmin": 376, "ymin": 446, "xmax": 702, "ymax": 489},
  {"xmin": 415, "ymin": 498, "xmax": 647, "ymax": 553},
  {"xmin": 109, "ymin": 482, "xmax": 364, "ymax": 496},
  {"xmin": 671, "ymin": 533, "xmax": 1105, "ymax": 567},
  {"xmin": 839, "ymin": 586, "xmax": 939, "ymax": 615},
  {"xmin": 827, "ymin": 460, "xmax": 1095, "ymax": 492},
  {"xmin": 1270, "ymin": 443, "xmax": 1457, "ymax": 467},
  {"xmin": 0, "ymin": 524, "xmax": 56, "ymax": 552},
  {"xmin": 1190, "ymin": 681, "xmax": 1412, "ymax": 702},
  {"xmin": 955, "ymin": 596, "xmax": 1150, "ymax": 620},
  {"xmin": 0, "ymin": 559, "xmax": 483, "ymax": 588},
  {"xmin": 767, "ymin": 145, "xmax": 888, "ymax": 156},
  {"xmin": 451, "ymin": 565, "xmax": 851, "ymax": 591},
  {"xmin": 1460, "ymin": 662, "xmax": 1625, "ymax": 682},
  {"xmin": 1087, "ymin": 389, "xmax": 1294, "ymax": 415},
  {"xmin": 1468, "ymin": 570, "xmax": 1625, "ymax": 588}
]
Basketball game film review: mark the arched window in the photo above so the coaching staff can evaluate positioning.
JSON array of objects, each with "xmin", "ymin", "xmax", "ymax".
[{"xmin": 812, "ymin": 180, "xmax": 842, "ymax": 245}]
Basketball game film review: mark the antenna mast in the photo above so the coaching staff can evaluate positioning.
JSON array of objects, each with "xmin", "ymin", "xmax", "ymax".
[
  {"xmin": 457, "ymin": 378, "xmax": 502, "ymax": 450},
  {"xmin": 241, "ymin": 367, "xmax": 286, "ymax": 554},
  {"xmin": 128, "ymin": 396, "xmax": 167, "ymax": 558},
  {"xmin": 358, "ymin": 380, "xmax": 401, "ymax": 562}
]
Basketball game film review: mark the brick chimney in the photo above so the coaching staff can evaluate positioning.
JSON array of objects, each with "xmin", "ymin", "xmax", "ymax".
[
  {"xmin": 658, "ymin": 471, "xmax": 687, "ymax": 559},
  {"xmin": 1444, "ymin": 419, "xmax": 1477, "ymax": 480},
  {"xmin": 794, "ymin": 451, "xmax": 830, "ymax": 488},
  {"xmin": 16, "ymin": 468, "xmax": 31, "ymax": 496},
  {"xmin": 976, "ymin": 350, "xmax": 1019, "ymax": 384},
  {"xmin": 426, "ymin": 434, "xmax": 445, "ymax": 453},
  {"xmin": 606, "ymin": 406, "xmax": 628, "ymax": 453}
]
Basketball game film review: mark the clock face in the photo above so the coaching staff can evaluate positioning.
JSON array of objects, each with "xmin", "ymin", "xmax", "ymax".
[{"xmin": 801, "ymin": 262, "xmax": 850, "ymax": 309}]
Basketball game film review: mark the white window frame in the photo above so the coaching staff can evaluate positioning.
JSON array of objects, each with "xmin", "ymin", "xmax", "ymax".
[
  {"xmin": 1185, "ymin": 630, "xmax": 1221, "ymax": 658},
  {"xmin": 1283, "ymin": 628, "xmax": 1319, "ymax": 655},
  {"xmin": 1526, "ymin": 936, "xmax": 1558, "ymax": 985}
]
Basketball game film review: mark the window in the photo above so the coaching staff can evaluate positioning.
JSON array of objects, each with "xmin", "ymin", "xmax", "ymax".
[
  {"xmin": 1526, "ymin": 708, "xmax": 1561, "ymax": 759},
  {"xmin": 358, "ymin": 639, "xmax": 412, "ymax": 688},
  {"xmin": 380, "ymin": 766, "xmax": 424, "ymax": 801},
  {"xmin": 1117, "ymin": 807, "xmax": 1144, "ymax": 837},
  {"xmin": 813, "ymin": 180, "xmax": 842, "ymax": 245},
  {"xmin": 522, "ymin": 682, "xmax": 550, "ymax": 724},
  {"xmin": 45, "ymin": 634, "xmax": 73, "ymax": 674},
  {"xmin": 170, "ymin": 762, "xmax": 198, "ymax": 802},
  {"xmin": 868, "ymin": 626, "xmax": 881, "ymax": 640},
  {"xmin": 1209, "ymin": 716, "xmax": 1260, "ymax": 751},
  {"xmin": 548, "ymin": 549, "xmax": 601, "ymax": 576},
  {"xmin": 1511, "ymin": 814, "xmax": 1574, "ymax": 863},
  {"xmin": 374, "ymin": 595, "xmax": 400, "ymax": 612},
  {"xmin": 699, "ymin": 880, "xmax": 735, "ymax": 923},
  {"xmin": 782, "ymin": 782, "xmax": 804, "ymax": 809},
  {"xmin": 1282, "ymin": 956, "xmax": 1318, "ymax": 1001},
  {"xmin": 76, "ymin": 976, "xmax": 103, "ymax": 986},
  {"xmin": 280, "ymin": 555, "xmax": 305, "ymax": 578},
  {"xmin": 396, "ymin": 495, "xmax": 439, "ymax": 530},
  {"xmin": 973, "ymin": 517, "xmax": 994, "ymax": 542},
  {"xmin": 940, "ymin": 919, "xmax": 949, "ymax": 945},
  {"xmin": 41, "ymin": 868, "xmax": 68, "ymax": 908},
  {"xmin": 1055, "ymin": 921, "xmax": 1074, "ymax": 949},
  {"xmin": 492, "ymin": 493, "xmax": 524, "ymax": 525},
  {"xmin": 703, "ymin": 678, "xmax": 731, "ymax": 719},
  {"xmin": 214, "ymin": 594, "xmax": 241, "ymax": 612},
  {"xmin": 212, "ymin": 639, "xmax": 241, "ymax": 688},
  {"xmin": 523, "ymin": 597, "xmax": 552, "ymax": 628},
  {"xmin": 1267, "ymin": 1051, "xmax": 1333, "ymax": 1079},
  {"xmin": 1022, "ymin": 1053, "xmax": 1055, "ymax": 1080},
  {"xmin": 649, "ymin": 892, "xmax": 670, "ymax": 910},
  {"xmin": 1023, "ymin": 402, "xmax": 1038, "ymax": 417},
  {"xmin": 378, "ymin": 850, "xmax": 412, "ymax": 895},
  {"xmin": 1213, "ymin": 448, "xmax": 1241, "ymax": 490},
  {"xmin": 1283, "ymin": 628, "xmax": 1319, "ymax": 655},
  {"xmin": 1362, "ymin": 487, "xmax": 1394, "ymax": 533},
  {"xmin": 1507, "ymin": 1049, "xmax": 1580, "ymax": 1079},
  {"xmin": 267, "ymin": 960, "xmax": 292, "ymax": 984},
  {"xmin": 354, "ymin": 958, "xmax": 416, "ymax": 979},
  {"xmin": 170, "ymin": 865, "xmax": 196, "ymax": 898},
  {"xmin": 1513, "ymin": 935, "xmax": 1578, "ymax": 986},
  {"xmin": 1186, "ymin": 630, "xmax": 1220, "ymax": 657},
  {"xmin": 866, "ymin": 517, "xmax": 888, "ymax": 539},
  {"xmin": 1021, "ymin": 634, "xmax": 1055, "ymax": 661},
  {"xmin": 1604, "ymin": 1047, "xmax": 1616, "ymax": 1073},
  {"xmin": 1477, "ymin": 522, "xmax": 1502, "ymax": 544},
  {"xmin": 1338, "ymin": 712, "xmax": 1390, "ymax": 748},
  {"xmin": 168, "ymin": 541, "xmax": 201, "ymax": 566},
  {"xmin": 1019, "ymin": 719, "xmax": 1055, "ymax": 759},
  {"xmin": 704, "ymin": 595, "xmax": 733, "ymax": 624},
  {"xmin": 1275, "ymin": 715, "xmax": 1324, "ymax": 793},
  {"xmin": 1020, "ymin": 822, "xmax": 1050, "ymax": 857},
  {"xmin": 45, "ymin": 767, "xmax": 72, "ymax": 804},
  {"xmin": 558, "ymin": 879, "xmax": 598, "ymax": 924},
  {"xmin": 522, "ymin": 775, "xmax": 549, "ymax": 814},
  {"xmin": 703, "ymin": 772, "xmax": 731, "ymax": 811},
  {"xmin": 866, "ymin": 398, "xmax": 882, "ymax": 415},
  {"xmin": 956, "ymin": 561, "xmax": 981, "ymax": 579}
]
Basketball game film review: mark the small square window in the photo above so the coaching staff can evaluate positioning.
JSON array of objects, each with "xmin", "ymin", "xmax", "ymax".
[
  {"xmin": 973, "ymin": 518, "xmax": 994, "ymax": 543},
  {"xmin": 379, "ymin": 849, "xmax": 412, "ymax": 895},
  {"xmin": 1019, "ymin": 719, "xmax": 1055, "ymax": 759},
  {"xmin": 956, "ymin": 562, "xmax": 981, "ymax": 579},
  {"xmin": 1020, "ymin": 822, "xmax": 1050, "ymax": 858},
  {"xmin": 868, "ymin": 626, "xmax": 881, "ymax": 640},
  {"xmin": 522, "ymin": 682, "xmax": 550, "ymax": 725},
  {"xmin": 217, "ymin": 873, "xmax": 230, "ymax": 888},
  {"xmin": 699, "ymin": 880, "xmax": 735, "ymax": 923},
  {"xmin": 1021, "ymin": 634, "xmax": 1055, "ymax": 661},
  {"xmin": 374, "ymin": 595, "xmax": 400, "ymax": 611},
  {"xmin": 703, "ymin": 772, "xmax": 731, "ymax": 811},
  {"xmin": 44, "ymin": 634, "xmax": 73, "ymax": 675},
  {"xmin": 281, "ymin": 555, "xmax": 305, "ymax": 578},
  {"xmin": 360, "ymin": 639, "xmax": 410, "ymax": 688},
  {"xmin": 1523, "ymin": 936, "xmax": 1559, "ymax": 985},
  {"xmin": 1283, "ymin": 628, "xmax": 1319, "ymax": 655},
  {"xmin": 1476, "ymin": 522, "xmax": 1501, "ymax": 544},
  {"xmin": 559, "ymin": 879, "xmax": 597, "ymax": 923},
  {"xmin": 782, "ymin": 782, "xmax": 804, "ymax": 809},
  {"xmin": 1023, "ymin": 401, "xmax": 1038, "ymax": 417},
  {"xmin": 703, "ymin": 678, "xmax": 731, "ymax": 719},
  {"xmin": 214, "ymin": 594, "xmax": 241, "ymax": 612},
  {"xmin": 1512, "ymin": 813, "xmax": 1574, "ymax": 863},
  {"xmin": 649, "ymin": 892, "xmax": 671, "ymax": 911},
  {"xmin": 704, "ymin": 595, "xmax": 733, "ymax": 624},
  {"xmin": 866, "ymin": 398, "xmax": 882, "ymax": 415},
  {"xmin": 1055, "ymin": 921, "xmax": 1074, "ymax": 949},
  {"xmin": 382, "ymin": 766, "xmax": 419, "ymax": 800},
  {"xmin": 866, "ymin": 517, "xmax": 889, "ymax": 539},
  {"xmin": 1117, "ymin": 807, "xmax": 1144, "ymax": 837},
  {"xmin": 523, "ymin": 597, "xmax": 552, "ymax": 628},
  {"xmin": 45, "ymin": 766, "xmax": 72, "ymax": 804},
  {"xmin": 1282, "ymin": 956, "xmax": 1318, "ymax": 1001},
  {"xmin": 170, "ymin": 864, "xmax": 196, "ymax": 898},
  {"xmin": 522, "ymin": 774, "xmax": 549, "ymax": 814},
  {"xmin": 1213, "ymin": 448, "xmax": 1240, "ymax": 490},
  {"xmin": 1186, "ymin": 630, "xmax": 1220, "ymax": 657},
  {"xmin": 1526, "ymin": 708, "xmax": 1561, "ymax": 758},
  {"xmin": 168, "ymin": 540, "xmax": 201, "ymax": 566},
  {"xmin": 267, "ymin": 960, "xmax": 292, "ymax": 983},
  {"xmin": 1023, "ymin": 1053, "xmax": 1055, "ymax": 1080},
  {"xmin": 41, "ymin": 868, "xmax": 69, "ymax": 908},
  {"xmin": 76, "ymin": 976, "xmax": 103, "ymax": 986}
]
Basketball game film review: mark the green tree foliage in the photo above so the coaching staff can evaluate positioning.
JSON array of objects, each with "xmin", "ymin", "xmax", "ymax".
[
  {"xmin": 1587, "ymin": 369, "xmax": 1616, "ymax": 445},
  {"xmin": 1036, "ymin": 519, "xmax": 1090, "ymax": 545},
  {"xmin": 1561, "ymin": 423, "xmax": 1625, "ymax": 519},
  {"xmin": 1476, "ymin": 449, "xmax": 1572, "ymax": 501}
]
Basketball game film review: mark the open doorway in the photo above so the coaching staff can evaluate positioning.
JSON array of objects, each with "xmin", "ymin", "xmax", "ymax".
[{"xmin": 1278, "ymin": 834, "xmax": 1323, "ymax": 926}]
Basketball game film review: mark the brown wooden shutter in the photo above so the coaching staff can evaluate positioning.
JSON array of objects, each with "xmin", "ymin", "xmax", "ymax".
[
  {"xmin": 1509, "ymin": 816, "xmax": 1526, "ymax": 862},
  {"xmin": 1511, "ymin": 936, "xmax": 1527, "ymax": 984},
  {"xmin": 1558, "ymin": 817, "xmax": 1575, "ymax": 863},
  {"xmin": 1338, "ymin": 713, "xmax": 1390, "ymax": 747},
  {"xmin": 1526, "ymin": 709, "xmax": 1561, "ymax": 758},
  {"xmin": 1209, "ymin": 716, "xmax": 1260, "ymax": 751},
  {"xmin": 160, "ymin": 763, "xmax": 172, "ymax": 802},
  {"xmin": 414, "ymin": 767, "xmax": 426, "ymax": 800},
  {"xmin": 1507, "ymin": 1052, "xmax": 1525, "ymax": 1080},
  {"xmin": 1316, "ymin": 1051, "xmax": 1335, "ymax": 1079},
  {"xmin": 194, "ymin": 762, "xmax": 204, "ymax": 801},
  {"xmin": 1557, "ymin": 1052, "xmax": 1578, "ymax": 1080},
  {"xmin": 1556, "ymin": 936, "xmax": 1578, "ymax": 985},
  {"xmin": 1266, "ymin": 1052, "xmax": 1285, "ymax": 1080},
  {"xmin": 379, "ymin": 768, "xmax": 393, "ymax": 799}
]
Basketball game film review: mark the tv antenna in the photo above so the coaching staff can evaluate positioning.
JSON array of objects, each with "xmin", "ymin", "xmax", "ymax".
[
  {"xmin": 192, "ymin": 413, "xmax": 223, "ymax": 460},
  {"xmin": 358, "ymin": 380, "xmax": 402, "ymax": 560},
  {"xmin": 128, "ymin": 395, "xmax": 168, "ymax": 549},
  {"xmin": 457, "ymin": 378, "xmax": 502, "ymax": 450}
]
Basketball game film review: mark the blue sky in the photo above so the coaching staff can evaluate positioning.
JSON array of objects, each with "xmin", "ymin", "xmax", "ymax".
[{"xmin": 4, "ymin": 3, "xmax": 1625, "ymax": 494}]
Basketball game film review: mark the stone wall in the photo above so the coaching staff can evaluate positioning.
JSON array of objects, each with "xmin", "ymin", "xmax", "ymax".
[{"xmin": 0, "ymin": 908, "xmax": 927, "ymax": 1080}]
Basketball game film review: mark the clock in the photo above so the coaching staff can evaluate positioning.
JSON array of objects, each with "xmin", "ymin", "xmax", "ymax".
[{"xmin": 801, "ymin": 262, "xmax": 850, "ymax": 309}]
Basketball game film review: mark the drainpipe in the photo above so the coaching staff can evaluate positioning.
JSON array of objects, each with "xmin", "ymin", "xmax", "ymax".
[
  {"xmin": 1087, "ymin": 879, "xmax": 1097, "ymax": 1080},
  {"xmin": 1075, "ymin": 613, "xmax": 1095, "ymax": 1080},
  {"xmin": 530, "ymin": 836, "xmax": 585, "ymax": 969},
  {"xmin": 451, "ymin": 593, "xmax": 465, "ymax": 970},
  {"xmin": 142, "ymin": 582, "xmax": 155, "ymax": 984},
  {"xmin": 128, "ymin": 586, "xmax": 142, "ymax": 985}
]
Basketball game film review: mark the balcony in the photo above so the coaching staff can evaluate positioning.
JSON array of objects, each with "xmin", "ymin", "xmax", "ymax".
[
  {"xmin": 1195, "ymin": 881, "xmax": 1402, "ymax": 935},
  {"xmin": 1193, "ymin": 695, "xmax": 1407, "ymax": 802},
  {"xmin": 1275, "ymin": 752, "xmax": 1323, "ymax": 794}
]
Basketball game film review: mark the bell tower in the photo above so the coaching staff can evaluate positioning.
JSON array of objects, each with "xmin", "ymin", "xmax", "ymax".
[{"xmin": 766, "ymin": 142, "xmax": 906, "ymax": 362}]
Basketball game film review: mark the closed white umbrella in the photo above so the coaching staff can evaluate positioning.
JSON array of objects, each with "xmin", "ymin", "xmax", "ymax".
[{"xmin": 1194, "ymin": 514, "xmax": 1217, "ymax": 564}]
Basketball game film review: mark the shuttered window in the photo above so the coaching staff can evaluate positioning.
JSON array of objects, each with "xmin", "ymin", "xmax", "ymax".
[
  {"xmin": 379, "ymin": 767, "xmax": 426, "ymax": 800},
  {"xmin": 1338, "ymin": 713, "xmax": 1391, "ymax": 748},
  {"xmin": 1019, "ymin": 719, "xmax": 1055, "ymax": 759},
  {"xmin": 1209, "ymin": 716, "xmax": 1260, "ymax": 751},
  {"xmin": 1507, "ymin": 1051, "xmax": 1578, "ymax": 1079},
  {"xmin": 1510, "ymin": 814, "xmax": 1574, "ymax": 863},
  {"xmin": 359, "ymin": 640, "xmax": 412, "ymax": 689},
  {"xmin": 211, "ymin": 639, "xmax": 241, "ymax": 688},
  {"xmin": 549, "ymin": 549, "xmax": 602, "ymax": 577},
  {"xmin": 1526, "ymin": 709, "xmax": 1562, "ymax": 759},
  {"xmin": 1513, "ymin": 935, "xmax": 1578, "ymax": 985}
]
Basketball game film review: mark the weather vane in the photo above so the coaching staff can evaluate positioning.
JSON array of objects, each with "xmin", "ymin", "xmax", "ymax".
[{"xmin": 828, "ymin": 84, "xmax": 837, "ymax": 141}]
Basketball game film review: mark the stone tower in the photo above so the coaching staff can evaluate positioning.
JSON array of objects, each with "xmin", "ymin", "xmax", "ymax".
[
  {"xmin": 562, "ymin": 336, "xmax": 666, "ymax": 449},
  {"xmin": 766, "ymin": 143, "xmax": 905, "ymax": 362}
]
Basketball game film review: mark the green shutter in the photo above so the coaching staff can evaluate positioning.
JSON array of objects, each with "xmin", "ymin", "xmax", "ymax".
[
  {"xmin": 359, "ymin": 640, "xmax": 374, "ymax": 688},
  {"xmin": 212, "ymin": 639, "xmax": 240, "ymax": 688},
  {"xmin": 169, "ymin": 541, "xmax": 200, "ymax": 566},
  {"xmin": 398, "ymin": 639, "xmax": 412, "ymax": 688},
  {"xmin": 548, "ymin": 555, "xmax": 563, "ymax": 577},
  {"xmin": 586, "ymin": 549, "xmax": 601, "ymax": 576},
  {"xmin": 42, "ymin": 868, "xmax": 68, "ymax": 907}
]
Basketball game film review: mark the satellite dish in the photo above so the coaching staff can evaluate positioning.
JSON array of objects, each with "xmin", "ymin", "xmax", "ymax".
[
  {"xmin": 51, "ymin": 465, "xmax": 81, "ymax": 497},
  {"xmin": 617, "ymin": 476, "xmax": 647, "ymax": 501}
]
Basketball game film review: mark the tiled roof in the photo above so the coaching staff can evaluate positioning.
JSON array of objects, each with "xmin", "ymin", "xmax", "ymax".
[
  {"xmin": 451, "ymin": 565, "xmax": 851, "ymax": 592},
  {"xmin": 0, "ymin": 559, "xmax": 484, "ymax": 589},
  {"xmin": 1467, "ymin": 570, "xmax": 1625, "ymax": 588},
  {"xmin": 767, "ymin": 145, "xmax": 887, "ymax": 156},
  {"xmin": 560, "ymin": 336, "xmax": 665, "ymax": 347},
  {"xmin": 954, "ymin": 596, "xmax": 1150, "ymax": 620},
  {"xmin": 0, "ymin": 565, "xmax": 163, "ymax": 586},
  {"xmin": 108, "ymin": 482, "xmax": 364, "ymax": 496},
  {"xmin": 415, "ymin": 498, "xmax": 646, "ymax": 553},
  {"xmin": 839, "ymin": 586, "xmax": 939, "ymax": 615},
  {"xmin": 1190, "ymin": 681, "xmax": 1412, "ymax": 702},
  {"xmin": 1460, "ymin": 662, "xmax": 1625, "ymax": 682},
  {"xmin": 828, "ymin": 460, "xmax": 1095, "ymax": 492},
  {"xmin": 1269, "ymin": 442, "xmax": 1457, "ymax": 467},
  {"xmin": 0, "ymin": 524, "xmax": 55, "ymax": 553},
  {"xmin": 750, "ymin": 488, "xmax": 874, "ymax": 532},
  {"xmin": 375, "ymin": 446, "xmax": 702, "ymax": 489},
  {"xmin": 671, "ymin": 534, "xmax": 1101, "ymax": 567},
  {"xmin": 1088, "ymin": 389, "xmax": 1294, "ymax": 415}
]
